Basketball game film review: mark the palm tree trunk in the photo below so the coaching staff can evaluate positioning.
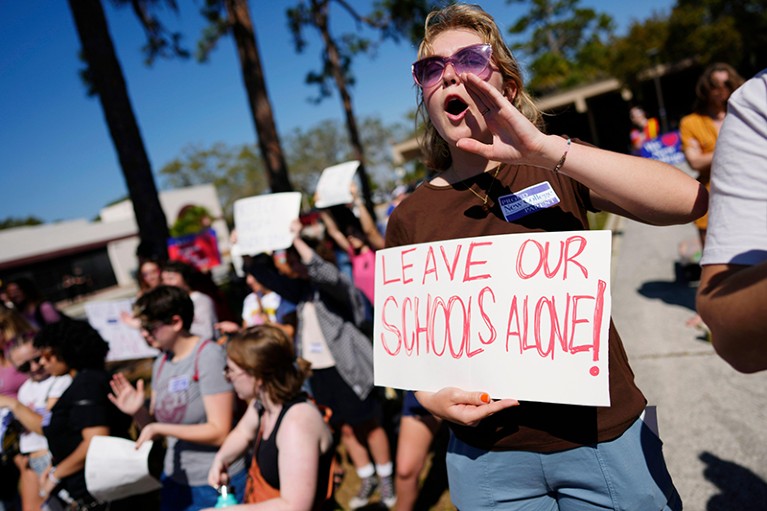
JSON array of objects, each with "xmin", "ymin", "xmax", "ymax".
[
  {"xmin": 225, "ymin": 0, "xmax": 293, "ymax": 193},
  {"xmin": 313, "ymin": 0, "xmax": 376, "ymax": 215},
  {"xmin": 67, "ymin": 0, "xmax": 170, "ymax": 260}
]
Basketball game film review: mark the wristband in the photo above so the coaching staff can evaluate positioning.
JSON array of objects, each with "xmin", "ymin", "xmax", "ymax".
[
  {"xmin": 48, "ymin": 466, "xmax": 61, "ymax": 485},
  {"xmin": 552, "ymin": 137, "xmax": 571, "ymax": 174}
]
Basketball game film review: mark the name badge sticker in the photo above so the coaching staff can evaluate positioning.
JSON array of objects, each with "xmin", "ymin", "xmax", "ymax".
[
  {"xmin": 498, "ymin": 181, "xmax": 561, "ymax": 222},
  {"xmin": 168, "ymin": 375, "xmax": 191, "ymax": 393}
]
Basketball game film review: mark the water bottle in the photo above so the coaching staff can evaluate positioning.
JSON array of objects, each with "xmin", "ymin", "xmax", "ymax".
[{"xmin": 215, "ymin": 484, "xmax": 239, "ymax": 508}]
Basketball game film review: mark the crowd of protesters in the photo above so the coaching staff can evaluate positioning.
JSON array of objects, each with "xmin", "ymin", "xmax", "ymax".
[{"xmin": 2, "ymin": 3, "xmax": 767, "ymax": 511}]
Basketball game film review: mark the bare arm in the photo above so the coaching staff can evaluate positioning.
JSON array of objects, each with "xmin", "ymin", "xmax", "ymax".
[
  {"xmin": 697, "ymin": 263, "xmax": 767, "ymax": 373},
  {"xmin": 39, "ymin": 425, "xmax": 109, "ymax": 499},
  {"xmin": 0, "ymin": 396, "xmax": 43, "ymax": 435},
  {"xmin": 354, "ymin": 197, "xmax": 385, "ymax": 250},
  {"xmin": 214, "ymin": 404, "xmax": 332, "ymax": 511},
  {"xmin": 319, "ymin": 210, "xmax": 351, "ymax": 252},
  {"xmin": 682, "ymin": 137, "xmax": 714, "ymax": 176},
  {"xmin": 136, "ymin": 391, "xmax": 234, "ymax": 448},
  {"xmin": 460, "ymin": 72, "xmax": 708, "ymax": 226},
  {"xmin": 208, "ymin": 402, "xmax": 261, "ymax": 487}
]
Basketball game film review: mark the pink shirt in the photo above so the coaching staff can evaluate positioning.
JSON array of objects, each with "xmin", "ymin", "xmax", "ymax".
[
  {"xmin": 0, "ymin": 360, "xmax": 28, "ymax": 398},
  {"xmin": 348, "ymin": 248, "xmax": 376, "ymax": 305}
]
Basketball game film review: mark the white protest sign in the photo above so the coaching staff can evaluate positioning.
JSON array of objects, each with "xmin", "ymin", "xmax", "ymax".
[
  {"xmin": 234, "ymin": 192, "xmax": 302, "ymax": 255},
  {"xmin": 85, "ymin": 300, "xmax": 159, "ymax": 362},
  {"xmin": 314, "ymin": 160, "xmax": 360, "ymax": 208},
  {"xmin": 85, "ymin": 436, "xmax": 161, "ymax": 502},
  {"xmin": 374, "ymin": 230, "xmax": 612, "ymax": 406}
]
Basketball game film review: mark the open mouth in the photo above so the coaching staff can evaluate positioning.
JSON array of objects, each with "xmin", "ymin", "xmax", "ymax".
[{"xmin": 445, "ymin": 97, "xmax": 468, "ymax": 116}]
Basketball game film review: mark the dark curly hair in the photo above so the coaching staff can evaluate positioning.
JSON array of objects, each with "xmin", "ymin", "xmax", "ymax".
[
  {"xmin": 34, "ymin": 318, "xmax": 109, "ymax": 370},
  {"xmin": 227, "ymin": 325, "xmax": 311, "ymax": 404}
]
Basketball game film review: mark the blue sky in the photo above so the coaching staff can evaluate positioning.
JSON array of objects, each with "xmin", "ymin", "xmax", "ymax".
[{"xmin": 0, "ymin": 0, "xmax": 674, "ymax": 223}]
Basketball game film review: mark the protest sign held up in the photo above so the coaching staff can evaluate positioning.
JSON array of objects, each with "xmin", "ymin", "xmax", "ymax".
[{"xmin": 374, "ymin": 230, "xmax": 612, "ymax": 406}]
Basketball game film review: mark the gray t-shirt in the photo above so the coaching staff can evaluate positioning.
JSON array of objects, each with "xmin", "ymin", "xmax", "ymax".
[{"xmin": 152, "ymin": 339, "xmax": 243, "ymax": 486}]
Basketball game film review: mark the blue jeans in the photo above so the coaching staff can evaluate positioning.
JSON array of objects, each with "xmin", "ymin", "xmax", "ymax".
[
  {"xmin": 160, "ymin": 468, "xmax": 247, "ymax": 511},
  {"xmin": 446, "ymin": 417, "xmax": 682, "ymax": 510}
]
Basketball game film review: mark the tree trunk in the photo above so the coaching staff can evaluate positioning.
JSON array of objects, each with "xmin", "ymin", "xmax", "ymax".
[
  {"xmin": 225, "ymin": 0, "xmax": 293, "ymax": 193},
  {"xmin": 67, "ymin": 0, "xmax": 170, "ymax": 261},
  {"xmin": 313, "ymin": 0, "xmax": 376, "ymax": 215}
]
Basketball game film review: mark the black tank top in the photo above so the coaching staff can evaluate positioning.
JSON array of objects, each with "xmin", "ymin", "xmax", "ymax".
[{"xmin": 257, "ymin": 396, "xmax": 337, "ymax": 490}]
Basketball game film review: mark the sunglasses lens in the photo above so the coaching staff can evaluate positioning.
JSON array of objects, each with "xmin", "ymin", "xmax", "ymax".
[
  {"xmin": 18, "ymin": 362, "xmax": 31, "ymax": 373},
  {"xmin": 412, "ymin": 44, "xmax": 492, "ymax": 88},
  {"xmin": 413, "ymin": 58, "xmax": 444, "ymax": 87},
  {"xmin": 455, "ymin": 46, "xmax": 491, "ymax": 76}
]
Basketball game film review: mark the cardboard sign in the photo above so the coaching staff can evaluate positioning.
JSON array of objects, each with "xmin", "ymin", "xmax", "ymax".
[
  {"xmin": 314, "ymin": 160, "xmax": 360, "ymax": 208},
  {"xmin": 234, "ymin": 192, "xmax": 302, "ymax": 255},
  {"xmin": 167, "ymin": 228, "xmax": 221, "ymax": 271},
  {"xmin": 84, "ymin": 300, "xmax": 159, "ymax": 362},
  {"xmin": 374, "ymin": 230, "xmax": 612, "ymax": 406},
  {"xmin": 640, "ymin": 131, "xmax": 686, "ymax": 165}
]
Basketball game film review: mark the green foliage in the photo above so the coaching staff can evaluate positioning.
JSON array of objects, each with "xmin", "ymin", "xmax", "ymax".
[
  {"xmin": 169, "ymin": 205, "xmax": 213, "ymax": 237},
  {"xmin": 665, "ymin": 1, "xmax": 759, "ymax": 72},
  {"xmin": 0, "ymin": 216, "xmax": 44, "ymax": 231},
  {"xmin": 506, "ymin": 0, "xmax": 615, "ymax": 94},
  {"xmin": 159, "ymin": 142, "xmax": 268, "ymax": 224},
  {"xmin": 158, "ymin": 115, "xmax": 411, "ymax": 220},
  {"xmin": 608, "ymin": 15, "xmax": 670, "ymax": 89},
  {"xmin": 109, "ymin": 0, "xmax": 190, "ymax": 65},
  {"xmin": 284, "ymin": 115, "xmax": 409, "ymax": 193},
  {"xmin": 287, "ymin": 0, "xmax": 439, "ymax": 103}
]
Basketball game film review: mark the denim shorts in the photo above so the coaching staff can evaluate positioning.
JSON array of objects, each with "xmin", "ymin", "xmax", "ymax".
[
  {"xmin": 446, "ymin": 417, "xmax": 682, "ymax": 511},
  {"xmin": 29, "ymin": 452, "xmax": 53, "ymax": 475}
]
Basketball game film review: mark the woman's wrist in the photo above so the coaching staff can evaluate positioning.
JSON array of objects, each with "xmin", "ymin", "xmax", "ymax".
[{"xmin": 48, "ymin": 466, "xmax": 61, "ymax": 484}]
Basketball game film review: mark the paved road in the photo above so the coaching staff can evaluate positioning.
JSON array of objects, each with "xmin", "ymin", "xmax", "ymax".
[{"xmin": 610, "ymin": 216, "xmax": 767, "ymax": 511}]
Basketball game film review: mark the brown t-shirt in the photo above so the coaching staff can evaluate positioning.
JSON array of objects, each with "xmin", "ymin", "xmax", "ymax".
[{"xmin": 385, "ymin": 162, "xmax": 646, "ymax": 452}]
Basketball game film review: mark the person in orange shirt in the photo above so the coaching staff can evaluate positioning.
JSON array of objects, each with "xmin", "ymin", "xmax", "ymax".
[{"xmin": 680, "ymin": 63, "xmax": 744, "ymax": 247}]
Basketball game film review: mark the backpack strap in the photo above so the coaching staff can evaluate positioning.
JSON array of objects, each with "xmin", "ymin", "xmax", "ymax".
[{"xmin": 155, "ymin": 338, "xmax": 211, "ymax": 382}]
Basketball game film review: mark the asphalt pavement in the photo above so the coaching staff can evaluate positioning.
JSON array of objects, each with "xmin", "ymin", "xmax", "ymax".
[{"xmin": 609, "ymin": 215, "xmax": 767, "ymax": 511}]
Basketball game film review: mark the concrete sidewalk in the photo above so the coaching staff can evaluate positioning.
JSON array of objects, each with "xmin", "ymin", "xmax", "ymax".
[{"xmin": 610, "ymin": 217, "xmax": 767, "ymax": 510}]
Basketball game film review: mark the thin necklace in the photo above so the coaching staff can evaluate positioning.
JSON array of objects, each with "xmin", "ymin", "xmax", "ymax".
[{"xmin": 455, "ymin": 164, "xmax": 504, "ymax": 212}]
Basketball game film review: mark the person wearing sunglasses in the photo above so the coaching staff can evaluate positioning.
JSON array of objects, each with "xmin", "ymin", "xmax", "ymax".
[
  {"xmin": 0, "ymin": 332, "xmax": 71, "ymax": 511},
  {"xmin": 385, "ymin": 4, "xmax": 708, "ymax": 510},
  {"xmin": 108, "ymin": 285, "xmax": 246, "ymax": 511}
]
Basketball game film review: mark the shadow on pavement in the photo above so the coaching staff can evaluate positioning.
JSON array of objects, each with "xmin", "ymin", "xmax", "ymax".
[
  {"xmin": 636, "ymin": 279, "xmax": 697, "ymax": 312},
  {"xmin": 700, "ymin": 451, "xmax": 767, "ymax": 511}
]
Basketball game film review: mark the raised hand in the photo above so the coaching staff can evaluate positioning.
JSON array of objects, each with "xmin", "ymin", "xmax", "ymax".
[
  {"xmin": 458, "ymin": 72, "xmax": 552, "ymax": 168},
  {"xmin": 108, "ymin": 373, "xmax": 146, "ymax": 416}
]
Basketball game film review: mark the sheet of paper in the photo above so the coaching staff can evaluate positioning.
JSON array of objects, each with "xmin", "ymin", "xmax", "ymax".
[
  {"xmin": 85, "ymin": 300, "xmax": 159, "ymax": 362},
  {"xmin": 85, "ymin": 436, "xmax": 161, "ymax": 502},
  {"xmin": 234, "ymin": 192, "xmax": 302, "ymax": 255},
  {"xmin": 314, "ymin": 160, "xmax": 360, "ymax": 208},
  {"xmin": 374, "ymin": 230, "xmax": 612, "ymax": 406}
]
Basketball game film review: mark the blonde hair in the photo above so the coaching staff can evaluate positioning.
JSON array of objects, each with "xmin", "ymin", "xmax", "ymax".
[
  {"xmin": 416, "ymin": 3, "xmax": 543, "ymax": 171},
  {"xmin": 227, "ymin": 325, "xmax": 311, "ymax": 404}
]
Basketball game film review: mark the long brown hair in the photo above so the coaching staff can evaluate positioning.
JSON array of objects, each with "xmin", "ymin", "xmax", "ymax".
[
  {"xmin": 227, "ymin": 325, "xmax": 311, "ymax": 404},
  {"xmin": 415, "ymin": 3, "xmax": 543, "ymax": 171},
  {"xmin": 692, "ymin": 62, "xmax": 744, "ymax": 114}
]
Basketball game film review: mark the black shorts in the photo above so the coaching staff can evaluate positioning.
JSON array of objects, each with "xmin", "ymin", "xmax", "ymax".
[{"xmin": 309, "ymin": 367, "xmax": 380, "ymax": 429}]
